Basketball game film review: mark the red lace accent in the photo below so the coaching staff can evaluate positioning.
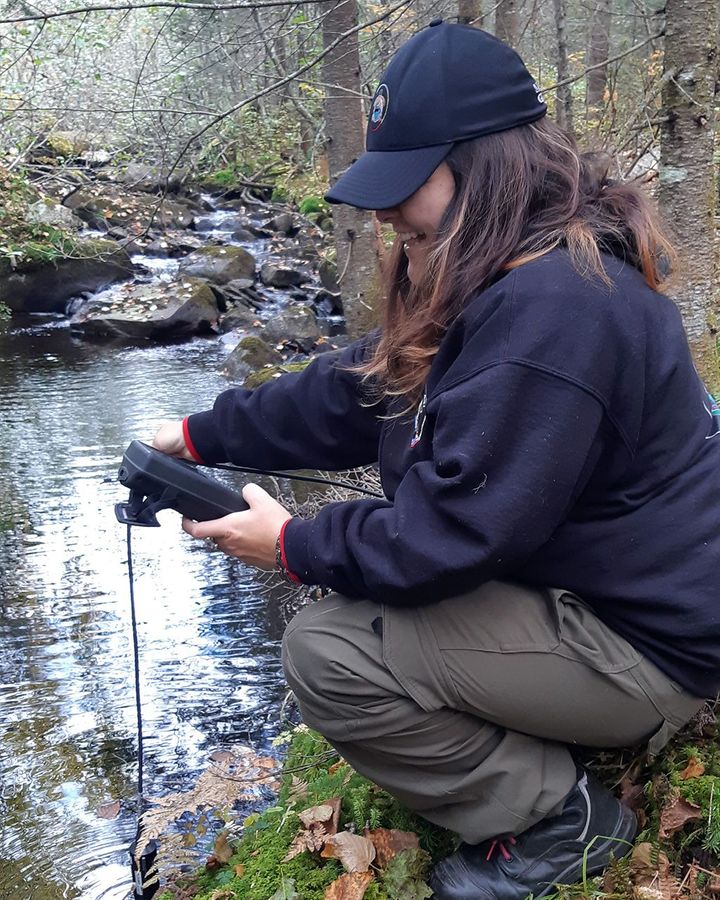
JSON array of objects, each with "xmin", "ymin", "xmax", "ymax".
[{"xmin": 485, "ymin": 835, "xmax": 517, "ymax": 862}]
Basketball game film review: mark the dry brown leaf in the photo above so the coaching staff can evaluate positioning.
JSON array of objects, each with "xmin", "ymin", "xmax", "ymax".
[
  {"xmin": 284, "ymin": 798, "xmax": 342, "ymax": 862},
  {"xmin": 97, "ymin": 800, "xmax": 121, "ymax": 819},
  {"xmin": 328, "ymin": 760, "xmax": 348, "ymax": 775},
  {"xmin": 210, "ymin": 750, "xmax": 235, "ymax": 764},
  {"xmin": 321, "ymin": 831, "xmax": 376, "ymax": 873},
  {"xmin": 365, "ymin": 827, "xmax": 420, "ymax": 869},
  {"xmin": 234, "ymin": 864, "xmax": 245, "ymax": 877},
  {"xmin": 619, "ymin": 774, "xmax": 647, "ymax": 811},
  {"xmin": 324, "ymin": 872, "xmax": 373, "ymax": 899},
  {"xmin": 679, "ymin": 756, "xmax": 705, "ymax": 780},
  {"xmin": 659, "ymin": 794, "xmax": 703, "ymax": 838},
  {"xmin": 205, "ymin": 831, "xmax": 233, "ymax": 872},
  {"xmin": 299, "ymin": 803, "xmax": 335, "ymax": 828},
  {"xmin": 629, "ymin": 842, "xmax": 682, "ymax": 900},
  {"xmin": 138, "ymin": 745, "xmax": 279, "ymax": 852}
]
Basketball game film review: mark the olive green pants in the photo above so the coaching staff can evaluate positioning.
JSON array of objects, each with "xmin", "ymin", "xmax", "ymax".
[{"xmin": 281, "ymin": 582, "xmax": 704, "ymax": 844}]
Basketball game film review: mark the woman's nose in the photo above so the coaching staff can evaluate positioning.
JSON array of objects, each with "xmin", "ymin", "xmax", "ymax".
[{"xmin": 375, "ymin": 208, "xmax": 398, "ymax": 224}]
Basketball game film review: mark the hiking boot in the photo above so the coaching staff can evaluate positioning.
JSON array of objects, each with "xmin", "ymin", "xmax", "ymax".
[{"xmin": 429, "ymin": 770, "xmax": 637, "ymax": 899}]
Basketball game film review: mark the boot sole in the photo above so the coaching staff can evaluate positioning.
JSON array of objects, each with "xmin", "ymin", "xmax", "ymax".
[{"xmin": 534, "ymin": 805, "xmax": 638, "ymax": 898}]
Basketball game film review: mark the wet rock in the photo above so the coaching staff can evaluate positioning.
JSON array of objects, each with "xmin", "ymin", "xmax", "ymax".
[
  {"xmin": 63, "ymin": 185, "xmax": 194, "ymax": 231},
  {"xmin": 218, "ymin": 305, "xmax": 260, "ymax": 333},
  {"xmin": 319, "ymin": 258, "xmax": 340, "ymax": 292},
  {"xmin": 0, "ymin": 239, "xmax": 133, "ymax": 314},
  {"xmin": 222, "ymin": 335, "xmax": 283, "ymax": 381},
  {"xmin": 243, "ymin": 221, "xmax": 273, "ymax": 239},
  {"xmin": 231, "ymin": 227, "xmax": 257, "ymax": 242},
  {"xmin": 178, "ymin": 245, "xmax": 256, "ymax": 285},
  {"xmin": 261, "ymin": 306, "xmax": 320, "ymax": 345},
  {"xmin": 70, "ymin": 277, "xmax": 219, "ymax": 340},
  {"xmin": 193, "ymin": 216, "xmax": 220, "ymax": 231},
  {"xmin": 310, "ymin": 288, "xmax": 343, "ymax": 316},
  {"xmin": 263, "ymin": 212, "xmax": 297, "ymax": 236},
  {"xmin": 26, "ymin": 199, "xmax": 80, "ymax": 231},
  {"xmin": 213, "ymin": 277, "xmax": 255, "ymax": 307},
  {"xmin": 79, "ymin": 148, "xmax": 112, "ymax": 167},
  {"xmin": 122, "ymin": 163, "xmax": 189, "ymax": 193},
  {"xmin": 259, "ymin": 262, "xmax": 309, "ymax": 288}
]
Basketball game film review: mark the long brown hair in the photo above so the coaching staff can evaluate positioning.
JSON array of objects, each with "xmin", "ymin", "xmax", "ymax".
[{"xmin": 356, "ymin": 117, "xmax": 675, "ymax": 408}]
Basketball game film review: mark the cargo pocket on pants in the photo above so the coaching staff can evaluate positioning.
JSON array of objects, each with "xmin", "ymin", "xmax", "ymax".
[{"xmin": 381, "ymin": 603, "xmax": 463, "ymax": 713}]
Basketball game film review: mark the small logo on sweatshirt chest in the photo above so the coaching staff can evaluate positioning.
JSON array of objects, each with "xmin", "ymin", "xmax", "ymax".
[{"xmin": 410, "ymin": 392, "xmax": 427, "ymax": 448}]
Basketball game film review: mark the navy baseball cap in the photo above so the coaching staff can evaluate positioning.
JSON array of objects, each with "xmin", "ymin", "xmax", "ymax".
[{"xmin": 325, "ymin": 20, "xmax": 547, "ymax": 210}]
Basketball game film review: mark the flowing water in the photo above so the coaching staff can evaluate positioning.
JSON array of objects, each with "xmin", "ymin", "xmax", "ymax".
[{"xmin": 0, "ymin": 303, "xmax": 302, "ymax": 897}]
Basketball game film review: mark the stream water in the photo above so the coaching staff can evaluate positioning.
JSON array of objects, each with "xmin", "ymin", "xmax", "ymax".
[{"xmin": 0, "ymin": 212, "xmax": 324, "ymax": 899}]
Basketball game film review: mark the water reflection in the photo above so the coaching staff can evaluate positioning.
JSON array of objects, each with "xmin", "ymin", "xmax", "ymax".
[{"xmin": 0, "ymin": 319, "xmax": 291, "ymax": 899}]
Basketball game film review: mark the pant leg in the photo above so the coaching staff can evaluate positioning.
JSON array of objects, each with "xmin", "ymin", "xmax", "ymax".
[{"xmin": 281, "ymin": 583, "xmax": 703, "ymax": 844}]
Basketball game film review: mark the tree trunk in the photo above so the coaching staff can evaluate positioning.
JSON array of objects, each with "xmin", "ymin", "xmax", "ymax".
[
  {"xmin": 495, "ymin": 0, "xmax": 519, "ymax": 47},
  {"xmin": 322, "ymin": 0, "xmax": 381, "ymax": 338},
  {"xmin": 659, "ymin": 0, "xmax": 719, "ymax": 384},
  {"xmin": 458, "ymin": 0, "xmax": 483, "ymax": 28},
  {"xmin": 585, "ymin": 0, "xmax": 612, "ymax": 125},
  {"xmin": 553, "ymin": 0, "xmax": 573, "ymax": 133}
]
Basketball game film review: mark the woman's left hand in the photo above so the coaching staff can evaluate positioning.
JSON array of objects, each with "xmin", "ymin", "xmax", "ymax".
[{"xmin": 182, "ymin": 483, "xmax": 292, "ymax": 570}]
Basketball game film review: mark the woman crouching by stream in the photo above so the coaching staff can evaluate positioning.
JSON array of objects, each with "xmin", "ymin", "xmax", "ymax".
[{"xmin": 152, "ymin": 21, "xmax": 720, "ymax": 899}]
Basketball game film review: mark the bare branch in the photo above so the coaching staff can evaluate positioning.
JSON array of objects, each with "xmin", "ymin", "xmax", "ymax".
[
  {"xmin": 544, "ymin": 30, "xmax": 664, "ymax": 93},
  {"xmin": 0, "ymin": 1, "xmax": 334, "ymax": 25}
]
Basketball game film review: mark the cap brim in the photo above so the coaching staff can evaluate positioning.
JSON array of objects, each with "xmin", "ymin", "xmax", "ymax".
[{"xmin": 325, "ymin": 144, "xmax": 453, "ymax": 210}]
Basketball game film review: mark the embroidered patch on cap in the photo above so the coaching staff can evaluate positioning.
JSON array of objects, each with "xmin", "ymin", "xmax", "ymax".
[
  {"xmin": 533, "ymin": 81, "xmax": 545, "ymax": 104},
  {"xmin": 370, "ymin": 84, "xmax": 390, "ymax": 131}
]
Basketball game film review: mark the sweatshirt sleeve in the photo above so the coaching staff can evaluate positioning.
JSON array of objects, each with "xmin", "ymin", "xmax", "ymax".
[
  {"xmin": 282, "ymin": 362, "xmax": 607, "ymax": 603},
  {"xmin": 184, "ymin": 335, "xmax": 383, "ymax": 470}
]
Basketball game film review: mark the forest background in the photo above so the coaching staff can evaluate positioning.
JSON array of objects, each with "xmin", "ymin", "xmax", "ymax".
[
  {"xmin": 0, "ymin": 0, "xmax": 718, "ymax": 387},
  {"xmin": 1, "ymin": 2, "xmax": 720, "ymax": 899}
]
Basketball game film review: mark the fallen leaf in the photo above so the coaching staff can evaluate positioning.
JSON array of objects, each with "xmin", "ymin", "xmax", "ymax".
[
  {"xmin": 233, "ymin": 863, "xmax": 245, "ymax": 877},
  {"xmin": 321, "ymin": 831, "xmax": 375, "ymax": 873},
  {"xmin": 679, "ymin": 756, "xmax": 705, "ymax": 780},
  {"xmin": 324, "ymin": 872, "xmax": 373, "ymax": 899},
  {"xmin": 366, "ymin": 827, "xmax": 420, "ymax": 869},
  {"xmin": 269, "ymin": 875, "xmax": 299, "ymax": 899},
  {"xmin": 97, "ymin": 800, "xmax": 121, "ymax": 819},
  {"xmin": 659, "ymin": 793, "xmax": 703, "ymax": 838},
  {"xmin": 619, "ymin": 774, "xmax": 646, "ymax": 811},
  {"xmin": 209, "ymin": 750, "xmax": 234, "ymax": 763},
  {"xmin": 284, "ymin": 798, "xmax": 341, "ymax": 861},
  {"xmin": 205, "ymin": 831, "xmax": 233, "ymax": 871}
]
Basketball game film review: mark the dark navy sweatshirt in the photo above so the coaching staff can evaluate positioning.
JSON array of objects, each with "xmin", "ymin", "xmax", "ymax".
[{"xmin": 187, "ymin": 249, "xmax": 720, "ymax": 697}]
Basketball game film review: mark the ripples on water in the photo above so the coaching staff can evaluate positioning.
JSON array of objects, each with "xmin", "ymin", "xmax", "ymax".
[{"xmin": 0, "ymin": 319, "xmax": 292, "ymax": 899}]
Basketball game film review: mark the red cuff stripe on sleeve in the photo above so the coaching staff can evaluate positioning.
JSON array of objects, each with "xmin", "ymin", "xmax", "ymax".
[
  {"xmin": 182, "ymin": 417, "xmax": 204, "ymax": 463},
  {"xmin": 279, "ymin": 518, "xmax": 302, "ymax": 585}
]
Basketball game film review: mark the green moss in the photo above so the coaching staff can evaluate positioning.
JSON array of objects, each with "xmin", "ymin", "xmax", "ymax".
[
  {"xmin": 164, "ymin": 727, "xmax": 454, "ymax": 900},
  {"xmin": 243, "ymin": 360, "xmax": 312, "ymax": 389},
  {"xmin": 0, "ymin": 167, "xmax": 90, "ymax": 269},
  {"xmin": 45, "ymin": 134, "xmax": 76, "ymax": 159}
]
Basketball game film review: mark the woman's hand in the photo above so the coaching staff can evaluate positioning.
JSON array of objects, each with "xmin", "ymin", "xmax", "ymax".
[
  {"xmin": 182, "ymin": 483, "xmax": 292, "ymax": 570},
  {"xmin": 152, "ymin": 420, "xmax": 195, "ymax": 460}
]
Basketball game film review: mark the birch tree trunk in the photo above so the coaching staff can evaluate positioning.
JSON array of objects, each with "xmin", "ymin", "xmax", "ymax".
[
  {"xmin": 553, "ymin": 0, "xmax": 573, "ymax": 133},
  {"xmin": 586, "ymin": 0, "xmax": 612, "ymax": 125},
  {"xmin": 659, "ymin": 0, "xmax": 719, "ymax": 382},
  {"xmin": 495, "ymin": 0, "xmax": 518, "ymax": 47},
  {"xmin": 322, "ymin": 0, "xmax": 381, "ymax": 338}
]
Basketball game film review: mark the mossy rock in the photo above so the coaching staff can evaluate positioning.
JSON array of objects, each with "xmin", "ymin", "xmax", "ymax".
[
  {"xmin": 0, "ymin": 238, "xmax": 133, "ymax": 313},
  {"xmin": 242, "ymin": 359, "xmax": 313, "ymax": 389},
  {"xmin": 179, "ymin": 245, "xmax": 257, "ymax": 285}
]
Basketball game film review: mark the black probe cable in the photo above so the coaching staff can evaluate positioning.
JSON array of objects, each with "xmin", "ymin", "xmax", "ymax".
[
  {"xmin": 126, "ymin": 524, "xmax": 145, "ymax": 803},
  {"xmin": 208, "ymin": 462, "xmax": 385, "ymax": 499}
]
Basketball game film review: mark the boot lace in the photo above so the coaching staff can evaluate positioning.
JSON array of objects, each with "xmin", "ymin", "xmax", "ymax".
[{"xmin": 485, "ymin": 835, "xmax": 517, "ymax": 861}]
